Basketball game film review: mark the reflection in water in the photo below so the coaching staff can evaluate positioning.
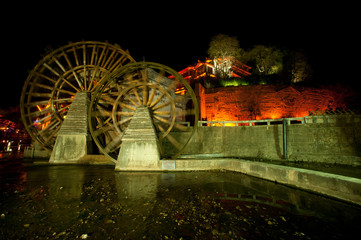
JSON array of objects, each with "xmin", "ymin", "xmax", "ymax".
[{"xmin": 0, "ymin": 163, "xmax": 361, "ymax": 239}]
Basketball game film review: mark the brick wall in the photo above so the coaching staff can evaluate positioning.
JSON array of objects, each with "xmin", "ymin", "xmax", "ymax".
[{"xmin": 200, "ymin": 85, "xmax": 348, "ymax": 121}]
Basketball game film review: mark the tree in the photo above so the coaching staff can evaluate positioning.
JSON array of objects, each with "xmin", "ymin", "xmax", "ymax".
[
  {"xmin": 291, "ymin": 51, "xmax": 312, "ymax": 83},
  {"xmin": 243, "ymin": 45, "xmax": 284, "ymax": 76},
  {"xmin": 207, "ymin": 34, "xmax": 244, "ymax": 79}
]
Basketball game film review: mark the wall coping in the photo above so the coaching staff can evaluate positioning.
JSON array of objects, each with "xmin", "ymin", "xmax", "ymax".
[
  {"xmin": 198, "ymin": 114, "xmax": 361, "ymax": 127},
  {"xmin": 142, "ymin": 158, "xmax": 361, "ymax": 206}
]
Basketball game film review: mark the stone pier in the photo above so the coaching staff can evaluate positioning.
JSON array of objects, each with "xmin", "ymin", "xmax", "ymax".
[
  {"xmin": 115, "ymin": 107, "xmax": 160, "ymax": 171},
  {"xmin": 50, "ymin": 91, "xmax": 93, "ymax": 163}
]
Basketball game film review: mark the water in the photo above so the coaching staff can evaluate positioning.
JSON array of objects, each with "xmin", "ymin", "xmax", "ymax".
[{"xmin": 1, "ymin": 160, "xmax": 361, "ymax": 239}]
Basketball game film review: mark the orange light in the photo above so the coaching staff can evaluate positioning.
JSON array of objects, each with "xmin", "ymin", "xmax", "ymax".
[
  {"xmin": 173, "ymin": 57, "xmax": 251, "ymax": 82},
  {"xmin": 175, "ymin": 87, "xmax": 186, "ymax": 95}
]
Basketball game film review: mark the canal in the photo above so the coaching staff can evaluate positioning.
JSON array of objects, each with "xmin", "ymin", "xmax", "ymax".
[{"xmin": 1, "ymin": 160, "xmax": 360, "ymax": 239}]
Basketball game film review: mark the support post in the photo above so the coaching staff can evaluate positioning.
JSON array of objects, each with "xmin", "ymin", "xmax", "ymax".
[
  {"xmin": 115, "ymin": 107, "xmax": 160, "ymax": 171},
  {"xmin": 283, "ymin": 118, "xmax": 288, "ymax": 159},
  {"xmin": 50, "ymin": 91, "xmax": 92, "ymax": 163}
]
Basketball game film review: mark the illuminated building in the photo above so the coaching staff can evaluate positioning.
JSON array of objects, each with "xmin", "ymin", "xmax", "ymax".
[
  {"xmin": 0, "ymin": 117, "xmax": 31, "ymax": 154},
  {"xmin": 173, "ymin": 57, "xmax": 251, "ymax": 96},
  {"xmin": 173, "ymin": 58, "xmax": 352, "ymax": 122},
  {"xmin": 176, "ymin": 58, "xmax": 251, "ymax": 86}
]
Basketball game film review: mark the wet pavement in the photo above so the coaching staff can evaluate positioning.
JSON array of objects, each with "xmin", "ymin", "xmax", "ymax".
[{"xmin": 1, "ymin": 160, "xmax": 361, "ymax": 239}]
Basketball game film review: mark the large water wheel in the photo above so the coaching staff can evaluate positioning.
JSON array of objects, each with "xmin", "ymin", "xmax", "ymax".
[
  {"xmin": 20, "ymin": 41, "xmax": 135, "ymax": 151},
  {"xmin": 89, "ymin": 62, "xmax": 199, "ymax": 161}
]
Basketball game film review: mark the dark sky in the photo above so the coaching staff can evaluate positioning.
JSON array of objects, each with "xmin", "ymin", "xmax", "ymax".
[{"xmin": 1, "ymin": 2, "xmax": 359, "ymax": 109}]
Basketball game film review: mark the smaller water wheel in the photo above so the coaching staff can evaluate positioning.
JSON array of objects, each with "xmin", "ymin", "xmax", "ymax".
[
  {"xmin": 20, "ymin": 41, "xmax": 135, "ymax": 151},
  {"xmin": 89, "ymin": 62, "xmax": 199, "ymax": 161}
]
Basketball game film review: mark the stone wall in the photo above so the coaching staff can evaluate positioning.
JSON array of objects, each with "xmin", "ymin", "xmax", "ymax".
[
  {"xmin": 200, "ymin": 85, "xmax": 350, "ymax": 121},
  {"xmin": 168, "ymin": 115, "xmax": 361, "ymax": 166}
]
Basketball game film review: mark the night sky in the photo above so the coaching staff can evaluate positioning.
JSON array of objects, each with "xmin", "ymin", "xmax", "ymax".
[{"xmin": 1, "ymin": 2, "xmax": 359, "ymax": 109}]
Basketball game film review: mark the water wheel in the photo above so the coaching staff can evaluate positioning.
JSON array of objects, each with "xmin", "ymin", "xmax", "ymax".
[
  {"xmin": 20, "ymin": 41, "xmax": 135, "ymax": 151},
  {"xmin": 89, "ymin": 62, "xmax": 199, "ymax": 161}
]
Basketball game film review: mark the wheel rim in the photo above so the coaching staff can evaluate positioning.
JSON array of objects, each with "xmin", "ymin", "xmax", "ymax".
[
  {"xmin": 20, "ymin": 41, "xmax": 135, "ymax": 151},
  {"xmin": 89, "ymin": 62, "xmax": 199, "ymax": 161}
]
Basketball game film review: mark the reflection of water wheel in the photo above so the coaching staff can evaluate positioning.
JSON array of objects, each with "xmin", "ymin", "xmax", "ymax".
[
  {"xmin": 20, "ymin": 41, "xmax": 135, "ymax": 151},
  {"xmin": 89, "ymin": 62, "xmax": 199, "ymax": 161}
]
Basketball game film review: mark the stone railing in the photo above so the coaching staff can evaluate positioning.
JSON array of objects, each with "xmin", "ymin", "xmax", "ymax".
[{"xmin": 198, "ymin": 114, "xmax": 361, "ymax": 127}]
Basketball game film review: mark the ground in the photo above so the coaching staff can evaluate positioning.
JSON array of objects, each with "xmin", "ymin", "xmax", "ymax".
[{"xmin": 1, "ymin": 161, "xmax": 361, "ymax": 239}]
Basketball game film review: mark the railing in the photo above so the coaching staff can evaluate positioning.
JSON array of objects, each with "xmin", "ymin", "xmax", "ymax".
[
  {"xmin": 198, "ymin": 117, "xmax": 302, "ymax": 127},
  {"xmin": 197, "ymin": 114, "xmax": 361, "ymax": 127},
  {"xmin": 176, "ymin": 121, "xmax": 190, "ymax": 127}
]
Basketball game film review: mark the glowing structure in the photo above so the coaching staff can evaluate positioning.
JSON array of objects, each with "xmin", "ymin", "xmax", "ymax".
[
  {"xmin": 0, "ymin": 117, "xmax": 30, "ymax": 152},
  {"xmin": 198, "ymin": 85, "xmax": 350, "ymax": 123},
  {"xmin": 20, "ymin": 42, "xmax": 199, "ymax": 164},
  {"xmin": 175, "ymin": 58, "xmax": 251, "ymax": 85},
  {"xmin": 20, "ymin": 41, "xmax": 135, "ymax": 151},
  {"xmin": 174, "ymin": 59, "xmax": 350, "ymax": 123}
]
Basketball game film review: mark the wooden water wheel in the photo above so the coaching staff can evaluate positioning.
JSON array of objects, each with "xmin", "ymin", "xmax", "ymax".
[
  {"xmin": 89, "ymin": 62, "xmax": 199, "ymax": 161},
  {"xmin": 20, "ymin": 41, "xmax": 135, "ymax": 151}
]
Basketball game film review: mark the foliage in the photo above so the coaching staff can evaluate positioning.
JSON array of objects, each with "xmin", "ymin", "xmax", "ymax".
[
  {"xmin": 219, "ymin": 78, "xmax": 248, "ymax": 87},
  {"xmin": 291, "ymin": 51, "xmax": 312, "ymax": 83},
  {"xmin": 207, "ymin": 34, "xmax": 243, "ymax": 60},
  {"xmin": 242, "ymin": 45, "xmax": 284, "ymax": 75},
  {"xmin": 217, "ymin": 75, "xmax": 279, "ymax": 87},
  {"xmin": 207, "ymin": 35, "xmax": 313, "ymax": 85},
  {"xmin": 207, "ymin": 34, "xmax": 244, "ymax": 79}
]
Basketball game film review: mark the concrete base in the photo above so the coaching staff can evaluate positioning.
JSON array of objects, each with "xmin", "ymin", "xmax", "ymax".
[
  {"xmin": 50, "ymin": 91, "xmax": 93, "ymax": 164},
  {"xmin": 114, "ymin": 157, "xmax": 361, "ymax": 205},
  {"xmin": 23, "ymin": 141, "xmax": 51, "ymax": 159},
  {"xmin": 158, "ymin": 159, "xmax": 361, "ymax": 206},
  {"xmin": 115, "ymin": 107, "xmax": 160, "ymax": 170}
]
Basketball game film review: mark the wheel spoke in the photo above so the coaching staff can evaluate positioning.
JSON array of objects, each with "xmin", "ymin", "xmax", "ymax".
[
  {"xmin": 154, "ymin": 122, "xmax": 181, "ymax": 150},
  {"xmin": 57, "ymin": 78, "xmax": 82, "ymax": 92},
  {"xmin": 165, "ymin": 133, "xmax": 182, "ymax": 150},
  {"xmin": 103, "ymin": 133, "xmax": 124, "ymax": 154},
  {"xmin": 93, "ymin": 124, "xmax": 113, "ymax": 137},
  {"xmin": 173, "ymin": 123, "xmax": 188, "ymax": 131},
  {"xmin": 100, "ymin": 94, "xmax": 116, "ymax": 105},
  {"xmin": 43, "ymin": 124, "xmax": 60, "ymax": 143},
  {"xmin": 124, "ymin": 94, "xmax": 139, "ymax": 108},
  {"xmin": 156, "ymin": 69, "xmax": 165, "ymax": 84},
  {"xmin": 115, "ymin": 111, "xmax": 135, "ymax": 117},
  {"xmin": 28, "ymin": 92, "xmax": 52, "ymax": 98},
  {"xmin": 29, "ymin": 82, "xmax": 54, "ymax": 91},
  {"xmin": 103, "ymin": 49, "xmax": 117, "ymax": 69},
  {"xmin": 131, "ymin": 88, "xmax": 142, "ymax": 105},
  {"xmin": 118, "ymin": 102, "xmax": 137, "ymax": 111},
  {"xmin": 147, "ymin": 88, "xmax": 156, "ymax": 106},
  {"xmin": 152, "ymin": 100, "xmax": 171, "ymax": 111},
  {"xmin": 43, "ymin": 62, "xmax": 61, "ymax": 77},
  {"xmin": 24, "ymin": 106, "xmax": 52, "ymax": 118},
  {"xmin": 153, "ymin": 110, "xmax": 171, "ymax": 115},
  {"xmin": 149, "ymin": 92, "xmax": 166, "ymax": 108},
  {"xmin": 166, "ymin": 79, "xmax": 179, "ymax": 92},
  {"xmin": 32, "ymin": 71, "xmax": 57, "ymax": 84},
  {"xmin": 142, "ymin": 85, "xmax": 149, "ymax": 105},
  {"xmin": 53, "ymin": 56, "xmax": 67, "ymax": 73},
  {"xmin": 38, "ymin": 119, "xmax": 61, "ymax": 137},
  {"xmin": 108, "ymin": 54, "xmax": 131, "ymax": 72},
  {"xmin": 153, "ymin": 115, "xmax": 171, "ymax": 125}
]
